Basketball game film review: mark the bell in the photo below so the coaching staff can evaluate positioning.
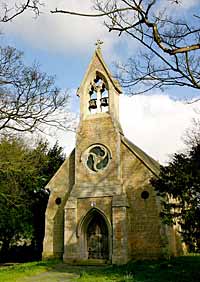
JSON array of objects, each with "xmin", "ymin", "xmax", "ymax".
[
  {"xmin": 100, "ymin": 97, "xmax": 108, "ymax": 107},
  {"xmin": 89, "ymin": 99, "xmax": 97, "ymax": 109},
  {"xmin": 94, "ymin": 75, "xmax": 100, "ymax": 83}
]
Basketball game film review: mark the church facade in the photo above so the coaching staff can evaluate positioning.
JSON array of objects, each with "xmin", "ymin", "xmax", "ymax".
[{"xmin": 42, "ymin": 46, "xmax": 183, "ymax": 264}]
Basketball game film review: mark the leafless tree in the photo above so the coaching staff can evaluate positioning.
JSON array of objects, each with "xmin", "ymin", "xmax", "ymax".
[
  {"xmin": 0, "ymin": 46, "xmax": 71, "ymax": 134},
  {"xmin": 0, "ymin": 0, "xmax": 43, "ymax": 22},
  {"xmin": 51, "ymin": 0, "xmax": 200, "ymax": 95},
  {"xmin": 183, "ymin": 118, "xmax": 200, "ymax": 148}
]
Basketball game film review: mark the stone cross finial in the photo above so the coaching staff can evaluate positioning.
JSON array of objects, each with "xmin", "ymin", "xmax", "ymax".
[{"xmin": 95, "ymin": 39, "xmax": 104, "ymax": 49}]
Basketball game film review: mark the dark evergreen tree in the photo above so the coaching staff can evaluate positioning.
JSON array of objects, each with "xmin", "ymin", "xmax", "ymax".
[
  {"xmin": 0, "ymin": 137, "xmax": 65, "ymax": 261},
  {"xmin": 31, "ymin": 141, "xmax": 65, "ymax": 259},
  {"xmin": 151, "ymin": 145, "xmax": 200, "ymax": 252}
]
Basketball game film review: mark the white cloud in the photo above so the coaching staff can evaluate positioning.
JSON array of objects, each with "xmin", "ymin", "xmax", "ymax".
[
  {"xmin": 2, "ymin": 0, "xmax": 119, "ymax": 56},
  {"xmin": 120, "ymin": 94, "xmax": 199, "ymax": 164},
  {"xmin": 5, "ymin": 0, "xmax": 198, "ymax": 62},
  {"xmin": 49, "ymin": 93, "xmax": 199, "ymax": 165},
  {"xmin": 2, "ymin": 1, "xmax": 199, "ymax": 165},
  {"xmin": 45, "ymin": 129, "xmax": 76, "ymax": 157}
]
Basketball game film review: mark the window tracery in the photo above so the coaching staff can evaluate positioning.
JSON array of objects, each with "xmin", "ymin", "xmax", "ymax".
[{"xmin": 82, "ymin": 144, "xmax": 111, "ymax": 172}]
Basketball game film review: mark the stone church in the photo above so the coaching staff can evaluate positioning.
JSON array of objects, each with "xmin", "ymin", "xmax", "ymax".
[{"xmin": 42, "ymin": 44, "xmax": 183, "ymax": 264}]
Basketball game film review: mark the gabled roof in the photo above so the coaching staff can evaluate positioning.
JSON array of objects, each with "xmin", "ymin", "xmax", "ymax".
[
  {"xmin": 77, "ymin": 47, "xmax": 122, "ymax": 96},
  {"xmin": 121, "ymin": 135, "xmax": 160, "ymax": 177}
]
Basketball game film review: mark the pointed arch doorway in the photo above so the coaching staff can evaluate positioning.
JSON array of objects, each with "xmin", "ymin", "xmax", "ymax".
[
  {"xmin": 87, "ymin": 214, "xmax": 108, "ymax": 259},
  {"xmin": 79, "ymin": 208, "xmax": 111, "ymax": 261}
]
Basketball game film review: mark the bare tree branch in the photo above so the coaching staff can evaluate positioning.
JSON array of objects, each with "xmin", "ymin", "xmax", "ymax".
[
  {"xmin": 0, "ymin": 46, "xmax": 73, "ymax": 134},
  {"xmin": 51, "ymin": 0, "xmax": 200, "ymax": 95},
  {"xmin": 0, "ymin": 0, "xmax": 43, "ymax": 22},
  {"xmin": 51, "ymin": 7, "xmax": 132, "ymax": 17}
]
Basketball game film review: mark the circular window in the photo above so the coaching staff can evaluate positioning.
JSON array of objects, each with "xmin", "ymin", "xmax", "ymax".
[
  {"xmin": 141, "ymin": 191, "xmax": 149, "ymax": 200},
  {"xmin": 82, "ymin": 144, "xmax": 111, "ymax": 172},
  {"xmin": 55, "ymin": 197, "xmax": 62, "ymax": 205}
]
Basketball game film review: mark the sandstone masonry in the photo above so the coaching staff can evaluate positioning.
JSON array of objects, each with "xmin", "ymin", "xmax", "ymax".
[{"xmin": 42, "ymin": 45, "xmax": 184, "ymax": 264}]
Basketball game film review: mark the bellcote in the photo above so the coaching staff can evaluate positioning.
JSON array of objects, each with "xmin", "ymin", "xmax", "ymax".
[{"xmin": 77, "ymin": 44, "xmax": 122, "ymax": 124}]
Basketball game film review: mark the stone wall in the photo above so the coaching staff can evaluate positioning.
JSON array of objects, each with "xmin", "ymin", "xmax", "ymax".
[
  {"xmin": 43, "ymin": 46, "xmax": 184, "ymax": 263},
  {"xmin": 121, "ymin": 142, "xmax": 177, "ymax": 258},
  {"xmin": 75, "ymin": 114, "xmax": 122, "ymax": 188},
  {"xmin": 42, "ymin": 150, "xmax": 75, "ymax": 259}
]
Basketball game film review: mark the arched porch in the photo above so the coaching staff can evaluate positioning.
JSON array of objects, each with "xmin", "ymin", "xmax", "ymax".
[{"xmin": 77, "ymin": 208, "xmax": 112, "ymax": 262}]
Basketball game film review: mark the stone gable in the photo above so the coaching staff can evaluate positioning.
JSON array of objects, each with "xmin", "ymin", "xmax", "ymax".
[{"xmin": 42, "ymin": 46, "xmax": 184, "ymax": 264}]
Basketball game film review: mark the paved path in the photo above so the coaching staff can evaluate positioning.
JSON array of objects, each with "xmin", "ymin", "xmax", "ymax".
[
  {"xmin": 21, "ymin": 263, "xmax": 110, "ymax": 282},
  {"xmin": 21, "ymin": 264, "xmax": 80, "ymax": 282}
]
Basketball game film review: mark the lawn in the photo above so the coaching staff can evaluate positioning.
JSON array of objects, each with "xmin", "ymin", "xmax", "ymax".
[
  {"xmin": 77, "ymin": 255, "xmax": 200, "ymax": 282},
  {"xmin": 0, "ymin": 256, "xmax": 200, "ymax": 282},
  {"xmin": 0, "ymin": 259, "xmax": 59, "ymax": 282}
]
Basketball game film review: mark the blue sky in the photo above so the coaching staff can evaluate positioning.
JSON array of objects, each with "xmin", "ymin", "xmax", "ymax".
[{"xmin": 1, "ymin": 0, "xmax": 200, "ymax": 163}]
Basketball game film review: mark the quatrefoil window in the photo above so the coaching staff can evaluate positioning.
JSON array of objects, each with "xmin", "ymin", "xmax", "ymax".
[{"xmin": 82, "ymin": 144, "xmax": 111, "ymax": 172}]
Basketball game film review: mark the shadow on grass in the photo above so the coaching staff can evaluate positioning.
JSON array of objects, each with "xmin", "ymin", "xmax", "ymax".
[
  {"xmin": 2, "ymin": 256, "xmax": 199, "ymax": 282},
  {"xmin": 49, "ymin": 256, "xmax": 200, "ymax": 282}
]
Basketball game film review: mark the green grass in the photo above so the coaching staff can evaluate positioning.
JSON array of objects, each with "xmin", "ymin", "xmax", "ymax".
[
  {"xmin": 0, "ymin": 256, "xmax": 200, "ymax": 282},
  {"xmin": 0, "ymin": 259, "xmax": 60, "ymax": 282},
  {"xmin": 76, "ymin": 256, "xmax": 200, "ymax": 282}
]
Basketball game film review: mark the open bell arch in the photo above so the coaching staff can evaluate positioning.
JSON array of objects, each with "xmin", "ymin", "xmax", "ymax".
[{"xmin": 87, "ymin": 70, "xmax": 110, "ymax": 114}]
